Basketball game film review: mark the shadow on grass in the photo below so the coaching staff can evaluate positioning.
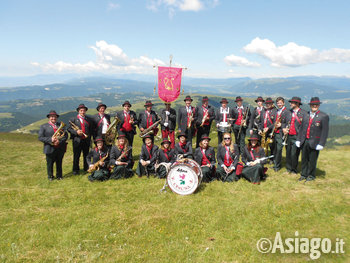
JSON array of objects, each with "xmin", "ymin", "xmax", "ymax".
[{"xmin": 316, "ymin": 168, "xmax": 326, "ymax": 178}]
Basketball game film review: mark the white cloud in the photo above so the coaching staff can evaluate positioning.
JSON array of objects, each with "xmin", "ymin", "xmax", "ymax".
[
  {"xmin": 243, "ymin": 37, "xmax": 350, "ymax": 67},
  {"xmin": 224, "ymin": 54, "xmax": 260, "ymax": 67},
  {"xmin": 179, "ymin": 0, "xmax": 203, "ymax": 11},
  {"xmin": 107, "ymin": 2, "xmax": 120, "ymax": 10},
  {"xmin": 31, "ymin": 41, "xmax": 166, "ymax": 74}
]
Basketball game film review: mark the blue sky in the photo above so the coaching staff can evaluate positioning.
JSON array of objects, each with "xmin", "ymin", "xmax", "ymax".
[{"xmin": 1, "ymin": 0, "xmax": 350, "ymax": 78}]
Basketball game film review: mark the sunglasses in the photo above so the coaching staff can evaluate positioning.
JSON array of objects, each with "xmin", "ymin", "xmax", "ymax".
[{"xmin": 224, "ymin": 137, "xmax": 231, "ymax": 140}]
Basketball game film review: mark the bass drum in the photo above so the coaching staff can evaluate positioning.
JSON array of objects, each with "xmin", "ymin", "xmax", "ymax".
[{"xmin": 167, "ymin": 158, "xmax": 203, "ymax": 195}]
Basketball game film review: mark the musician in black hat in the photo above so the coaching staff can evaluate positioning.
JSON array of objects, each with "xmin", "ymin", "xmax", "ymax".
[
  {"xmin": 259, "ymin": 97, "xmax": 277, "ymax": 158},
  {"xmin": 215, "ymin": 98, "xmax": 235, "ymax": 144},
  {"xmin": 233, "ymin": 96, "xmax": 250, "ymax": 154},
  {"xmin": 38, "ymin": 110, "xmax": 68, "ymax": 180},
  {"xmin": 109, "ymin": 132, "xmax": 133, "ymax": 179},
  {"xmin": 194, "ymin": 134, "xmax": 216, "ymax": 182},
  {"xmin": 68, "ymin": 104, "xmax": 93, "ymax": 175},
  {"xmin": 241, "ymin": 133, "xmax": 267, "ymax": 184},
  {"xmin": 249, "ymin": 96, "xmax": 265, "ymax": 136},
  {"xmin": 160, "ymin": 102, "xmax": 177, "ymax": 148},
  {"xmin": 297, "ymin": 97, "xmax": 329, "ymax": 182},
  {"xmin": 92, "ymin": 103, "xmax": 111, "ymax": 140},
  {"xmin": 285, "ymin": 97, "xmax": 309, "ymax": 174},
  {"xmin": 136, "ymin": 134, "xmax": 159, "ymax": 177},
  {"xmin": 116, "ymin": 100, "xmax": 138, "ymax": 146},
  {"xmin": 195, "ymin": 96, "xmax": 215, "ymax": 148},
  {"xmin": 138, "ymin": 100, "xmax": 160, "ymax": 138},
  {"xmin": 86, "ymin": 137, "xmax": 110, "ymax": 181},
  {"xmin": 174, "ymin": 132, "xmax": 193, "ymax": 159},
  {"xmin": 155, "ymin": 138, "xmax": 176, "ymax": 178},
  {"xmin": 178, "ymin": 95, "xmax": 196, "ymax": 144}
]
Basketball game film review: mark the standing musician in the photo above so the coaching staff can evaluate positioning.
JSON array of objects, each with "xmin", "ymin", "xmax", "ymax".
[
  {"xmin": 233, "ymin": 96, "xmax": 250, "ymax": 154},
  {"xmin": 86, "ymin": 137, "xmax": 110, "ymax": 181},
  {"xmin": 178, "ymin": 95, "xmax": 196, "ymax": 144},
  {"xmin": 297, "ymin": 97, "xmax": 329, "ymax": 182},
  {"xmin": 138, "ymin": 100, "xmax": 160, "ymax": 138},
  {"xmin": 160, "ymin": 102, "xmax": 177, "ymax": 148},
  {"xmin": 68, "ymin": 104, "xmax": 93, "ymax": 175},
  {"xmin": 259, "ymin": 97, "xmax": 277, "ymax": 157},
  {"xmin": 285, "ymin": 96, "xmax": 309, "ymax": 174},
  {"xmin": 92, "ymin": 103, "xmax": 110, "ymax": 140},
  {"xmin": 241, "ymin": 134, "xmax": 267, "ymax": 184},
  {"xmin": 215, "ymin": 98, "xmax": 235, "ymax": 144},
  {"xmin": 136, "ymin": 134, "xmax": 159, "ymax": 177},
  {"xmin": 249, "ymin": 96, "xmax": 265, "ymax": 136},
  {"xmin": 109, "ymin": 133, "xmax": 134, "ymax": 179},
  {"xmin": 38, "ymin": 110, "xmax": 68, "ymax": 181},
  {"xmin": 174, "ymin": 132, "xmax": 193, "ymax": 159},
  {"xmin": 155, "ymin": 138, "xmax": 176, "ymax": 178},
  {"xmin": 195, "ymin": 96, "xmax": 215, "ymax": 148},
  {"xmin": 116, "ymin": 101, "xmax": 138, "ymax": 146},
  {"xmin": 194, "ymin": 134, "xmax": 216, "ymax": 182},
  {"xmin": 216, "ymin": 132, "xmax": 242, "ymax": 182},
  {"xmin": 273, "ymin": 97, "xmax": 290, "ymax": 172}
]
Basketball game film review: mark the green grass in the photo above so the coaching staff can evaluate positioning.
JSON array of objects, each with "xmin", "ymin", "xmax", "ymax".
[{"xmin": 0, "ymin": 132, "xmax": 349, "ymax": 262}]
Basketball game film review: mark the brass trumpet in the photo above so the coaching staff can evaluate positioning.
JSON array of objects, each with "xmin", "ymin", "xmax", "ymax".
[{"xmin": 69, "ymin": 121, "xmax": 87, "ymax": 138}]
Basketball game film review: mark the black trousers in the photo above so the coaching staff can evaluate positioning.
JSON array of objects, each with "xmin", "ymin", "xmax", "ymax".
[
  {"xmin": 72, "ymin": 139, "xmax": 90, "ymax": 172},
  {"xmin": 196, "ymin": 125, "xmax": 210, "ymax": 147},
  {"xmin": 301, "ymin": 139, "xmax": 320, "ymax": 179},
  {"xmin": 184, "ymin": 127, "xmax": 195, "ymax": 145},
  {"xmin": 233, "ymin": 124, "xmax": 246, "ymax": 154},
  {"xmin": 46, "ymin": 149, "xmax": 65, "ymax": 179},
  {"xmin": 285, "ymin": 135, "xmax": 300, "ymax": 173},
  {"xmin": 273, "ymin": 132, "xmax": 284, "ymax": 170},
  {"xmin": 124, "ymin": 131, "xmax": 135, "ymax": 146}
]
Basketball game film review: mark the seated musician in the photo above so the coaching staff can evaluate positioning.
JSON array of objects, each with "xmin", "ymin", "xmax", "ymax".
[
  {"xmin": 216, "ymin": 132, "xmax": 242, "ymax": 182},
  {"xmin": 86, "ymin": 137, "xmax": 110, "ymax": 181},
  {"xmin": 109, "ymin": 133, "xmax": 133, "ymax": 179},
  {"xmin": 241, "ymin": 134, "xmax": 267, "ymax": 184},
  {"xmin": 38, "ymin": 110, "xmax": 68, "ymax": 181},
  {"xmin": 156, "ymin": 138, "xmax": 175, "ymax": 179},
  {"xmin": 174, "ymin": 132, "xmax": 193, "ymax": 159},
  {"xmin": 136, "ymin": 134, "xmax": 159, "ymax": 177},
  {"xmin": 194, "ymin": 134, "xmax": 216, "ymax": 182}
]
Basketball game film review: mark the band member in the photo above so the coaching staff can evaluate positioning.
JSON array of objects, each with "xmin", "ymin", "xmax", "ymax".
[
  {"xmin": 285, "ymin": 97, "xmax": 309, "ymax": 174},
  {"xmin": 215, "ymin": 98, "xmax": 235, "ymax": 144},
  {"xmin": 272, "ymin": 97, "xmax": 290, "ymax": 172},
  {"xmin": 68, "ymin": 104, "xmax": 93, "ymax": 175},
  {"xmin": 116, "ymin": 101, "xmax": 138, "ymax": 146},
  {"xmin": 109, "ymin": 133, "xmax": 133, "ymax": 179},
  {"xmin": 249, "ymin": 96, "xmax": 265, "ymax": 135},
  {"xmin": 194, "ymin": 134, "xmax": 216, "ymax": 182},
  {"xmin": 156, "ymin": 138, "xmax": 176, "ymax": 178},
  {"xmin": 138, "ymin": 100, "xmax": 160, "ymax": 138},
  {"xmin": 259, "ymin": 97, "xmax": 277, "ymax": 157},
  {"xmin": 86, "ymin": 137, "xmax": 110, "ymax": 181},
  {"xmin": 233, "ymin": 96, "xmax": 250, "ymax": 154},
  {"xmin": 297, "ymin": 97, "xmax": 329, "ymax": 182},
  {"xmin": 136, "ymin": 134, "xmax": 159, "ymax": 177},
  {"xmin": 241, "ymin": 134, "xmax": 267, "ymax": 184},
  {"xmin": 174, "ymin": 132, "xmax": 193, "ymax": 159},
  {"xmin": 178, "ymin": 95, "xmax": 196, "ymax": 144},
  {"xmin": 92, "ymin": 103, "xmax": 110, "ymax": 140},
  {"xmin": 195, "ymin": 96, "xmax": 215, "ymax": 148},
  {"xmin": 216, "ymin": 133, "xmax": 242, "ymax": 182},
  {"xmin": 38, "ymin": 110, "xmax": 68, "ymax": 180},
  {"xmin": 160, "ymin": 102, "xmax": 176, "ymax": 148}
]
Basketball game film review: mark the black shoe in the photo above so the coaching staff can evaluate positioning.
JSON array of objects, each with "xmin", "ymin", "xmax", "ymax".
[
  {"xmin": 57, "ymin": 177, "xmax": 63, "ymax": 180},
  {"xmin": 48, "ymin": 177, "xmax": 54, "ymax": 181},
  {"xmin": 306, "ymin": 177, "xmax": 315, "ymax": 182},
  {"xmin": 298, "ymin": 176, "xmax": 306, "ymax": 181},
  {"xmin": 291, "ymin": 171, "xmax": 298, "ymax": 175},
  {"xmin": 73, "ymin": 171, "xmax": 79, "ymax": 175}
]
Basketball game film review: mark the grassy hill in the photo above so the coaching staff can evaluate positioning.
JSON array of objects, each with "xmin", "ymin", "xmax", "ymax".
[{"xmin": 0, "ymin": 132, "xmax": 349, "ymax": 262}]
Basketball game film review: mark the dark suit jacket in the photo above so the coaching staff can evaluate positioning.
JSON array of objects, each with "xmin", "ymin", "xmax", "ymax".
[
  {"xmin": 67, "ymin": 115, "xmax": 93, "ymax": 144},
  {"xmin": 233, "ymin": 106, "xmax": 251, "ymax": 128},
  {"xmin": 38, "ymin": 122, "xmax": 68, "ymax": 154},
  {"xmin": 217, "ymin": 144, "xmax": 240, "ymax": 167},
  {"xmin": 138, "ymin": 110, "xmax": 159, "ymax": 130},
  {"xmin": 194, "ymin": 105, "xmax": 215, "ymax": 127},
  {"xmin": 275, "ymin": 107, "xmax": 291, "ymax": 133},
  {"xmin": 194, "ymin": 147, "xmax": 216, "ymax": 167},
  {"xmin": 157, "ymin": 148, "xmax": 176, "ymax": 163},
  {"xmin": 116, "ymin": 110, "xmax": 138, "ymax": 134},
  {"xmin": 86, "ymin": 147, "xmax": 109, "ymax": 167},
  {"xmin": 160, "ymin": 108, "xmax": 177, "ymax": 131},
  {"xmin": 286, "ymin": 108, "xmax": 309, "ymax": 135},
  {"xmin": 91, "ymin": 113, "xmax": 111, "ymax": 139},
  {"xmin": 178, "ymin": 106, "xmax": 196, "ymax": 132},
  {"xmin": 297, "ymin": 111, "xmax": 329, "ymax": 149},
  {"xmin": 248, "ymin": 107, "xmax": 265, "ymax": 131},
  {"xmin": 215, "ymin": 107, "xmax": 235, "ymax": 126},
  {"xmin": 139, "ymin": 144, "xmax": 159, "ymax": 165},
  {"xmin": 174, "ymin": 142, "xmax": 193, "ymax": 158},
  {"xmin": 241, "ymin": 146, "xmax": 267, "ymax": 165},
  {"xmin": 259, "ymin": 107, "xmax": 278, "ymax": 133},
  {"xmin": 109, "ymin": 145, "xmax": 133, "ymax": 168}
]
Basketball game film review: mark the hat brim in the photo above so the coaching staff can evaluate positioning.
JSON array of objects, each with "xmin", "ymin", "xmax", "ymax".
[
  {"xmin": 47, "ymin": 113, "xmax": 59, "ymax": 118},
  {"xmin": 96, "ymin": 104, "xmax": 107, "ymax": 111},
  {"xmin": 122, "ymin": 103, "xmax": 131, "ymax": 107},
  {"xmin": 248, "ymin": 137, "xmax": 259, "ymax": 141},
  {"xmin": 288, "ymin": 100, "xmax": 302, "ymax": 105},
  {"xmin": 184, "ymin": 98, "xmax": 193, "ymax": 102},
  {"xmin": 144, "ymin": 104, "xmax": 154, "ymax": 107},
  {"xmin": 308, "ymin": 102, "xmax": 322, "ymax": 105},
  {"xmin": 200, "ymin": 137, "xmax": 211, "ymax": 142},
  {"xmin": 220, "ymin": 100, "xmax": 228, "ymax": 104},
  {"xmin": 161, "ymin": 140, "xmax": 171, "ymax": 145},
  {"xmin": 255, "ymin": 99, "xmax": 265, "ymax": 102},
  {"xmin": 265, "ymin": 101, "xmax": 274, "ymax": 104},
  {"xmin": 177, "ymin": 134, "xmax": 187, "ymax": 139},
  {"xmin": 76, "ymin": 106, "xmax": 88, "ymax": 112}
]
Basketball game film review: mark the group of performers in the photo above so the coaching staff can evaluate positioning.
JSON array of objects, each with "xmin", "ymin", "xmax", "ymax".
[{"xmin": 38, "ymin": 95, "xmax": 329, "ymax": 184}]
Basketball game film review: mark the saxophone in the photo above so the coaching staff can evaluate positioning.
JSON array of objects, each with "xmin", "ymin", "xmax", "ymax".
[
  {"xmin": 105, "ymin": 117, "xmax": 121, "ymax": 145},
  {"xmin": 259, "ymin": 130, "xmax": 269, "ymax": 155},
  {"xmin": 88, "ymin": 153, "xmax": 109, "ymax": 173}
]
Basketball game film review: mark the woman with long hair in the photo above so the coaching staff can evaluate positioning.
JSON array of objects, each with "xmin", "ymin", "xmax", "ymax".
[{"xmin": 109, "ymin": 133, "xmax": 133, "ymax": 179}]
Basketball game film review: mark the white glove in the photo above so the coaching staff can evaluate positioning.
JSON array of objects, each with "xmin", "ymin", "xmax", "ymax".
[
  {"xmin": 295, "ymin": 141, "xmax": 301, "ymax": 148},
  {"xmin": 316, "ymin": 144, "xmax": 324, "ymax": 151},
  {"xmin": 164, "ymin": 122, "xmax": 168, "ymax": 127},
  {"xmin": 165, "ymin": 111, "xmax": 170, "ymax": 115}
]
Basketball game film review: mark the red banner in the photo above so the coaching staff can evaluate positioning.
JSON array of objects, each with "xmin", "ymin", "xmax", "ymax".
[{"xmin": 158, "ymin": 66, "xmax": 182, "ymax": 103}]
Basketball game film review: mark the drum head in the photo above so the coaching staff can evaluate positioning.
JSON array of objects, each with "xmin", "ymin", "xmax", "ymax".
[{"xmin": 167, "ymin": 162, "xmax": 201, "ymax": 195}]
